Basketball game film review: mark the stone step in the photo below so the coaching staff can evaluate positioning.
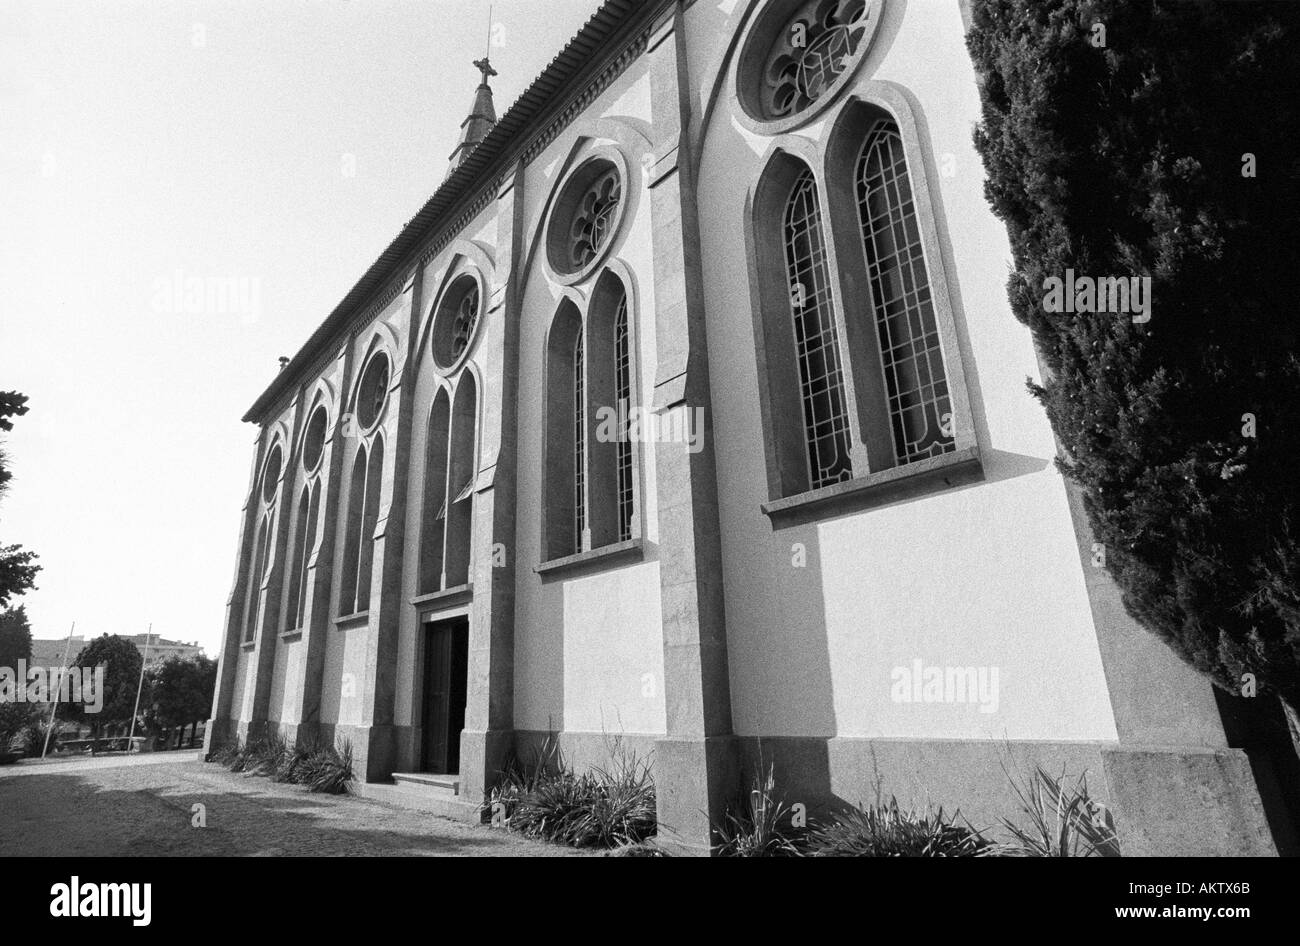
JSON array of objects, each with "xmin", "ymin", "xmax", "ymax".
[
  {"xmin": 391, "ymin": 771, "xmax": 461, "ymax": 794},
  {"xmin": 351, "ymin": 779, "xmax": 481, "ymax": 823}
]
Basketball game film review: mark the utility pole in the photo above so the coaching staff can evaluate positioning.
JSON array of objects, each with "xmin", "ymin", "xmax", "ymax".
[
  {"xmin": 127, "ymin": 624, "xmax": 151, "ymax": 753},
  {"xmin": 40, "ymin": 621, "xmax": 76, "ymax": 761}
]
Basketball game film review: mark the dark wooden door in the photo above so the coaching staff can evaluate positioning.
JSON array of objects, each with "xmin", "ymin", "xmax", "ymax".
[{"xmin": 422, "ymin": 618, "xmax": 469, "ymax": 774}]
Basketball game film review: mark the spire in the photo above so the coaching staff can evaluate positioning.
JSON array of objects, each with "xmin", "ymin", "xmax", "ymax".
[{"xmin": 446, "ymin": 55, "xmax": 498, "ymax": 178}]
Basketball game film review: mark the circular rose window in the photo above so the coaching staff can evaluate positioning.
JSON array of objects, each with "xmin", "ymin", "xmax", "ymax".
[
  {"xmin": 738, "ymin": 0, "xmax": 883, "ymax": 132},
  {"xmin": 547, "ymin": 157, "xmax": 625, "ymax": 279},
  {"xmin": 355, "ymin": 352, "xmax": 390, "ymax": 431},
  {"xmin": 431, "ymin": 275, "xmax": 482, "ymax": 370},
  {"xmin": 302, "ymin": 404, "xmax": 327, "ymax": 473},
  {"xmin": 261, "ymin": 444, "xmax": 283, "ymax": 504}
]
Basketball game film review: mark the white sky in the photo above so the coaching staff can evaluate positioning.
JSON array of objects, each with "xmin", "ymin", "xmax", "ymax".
[{"xmin": 0, "ymin": 0, "xmax": 600, "ymax": 652}]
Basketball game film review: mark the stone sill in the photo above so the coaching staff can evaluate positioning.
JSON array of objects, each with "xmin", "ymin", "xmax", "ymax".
[
  {"xmin": 411, "ymin": 583, "xmax": 473, "ymax": 611},
  {"xmin": 334, "ymin": 610, "xmax": 370, "ymax": 630},
  {"xmin": 536, "ymin": 537, "xmax": 644, "ymax": 578},
  {"xmin": 240, "ymin": 639, "xmax": 255, "ymax": 651},
  {"xmin": 279, "ymin": 627, "xmax": 304, "ymax": 642},
  {"xmin": 761, "ymin": 445, "xmax": 984, "ymax": 525}
]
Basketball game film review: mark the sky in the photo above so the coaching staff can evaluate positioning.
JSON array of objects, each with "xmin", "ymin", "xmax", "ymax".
[{"xmin": 0, "ymin": 0, "xmax": 601, "ymax": 652}]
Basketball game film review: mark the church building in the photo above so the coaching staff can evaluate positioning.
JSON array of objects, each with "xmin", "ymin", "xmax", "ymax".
[{"xmin": 206, "ymin": 0, "xmax": 1276, "ymax": 854}]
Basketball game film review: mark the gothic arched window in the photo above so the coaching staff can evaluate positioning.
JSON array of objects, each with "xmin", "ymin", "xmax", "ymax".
[
  {"xmin": 543, "ymin": 301, "xmax": 584, "ymax": 560},
  {"xmin": 573, "ymin": 332, "xmax": 586, "ymax": 547},
  {"xmin": 785, "ymin": 167, "xmax": 853, "ymax": 490},
  {"xmin": 613, "ymin": 295, "xmax": 634, "ymax": 542},
  {"xmin": 748, "ymin": 99, "xmax": 973, "ymax": 510},
  {"xmin": 444, "ymin": 373, "xmax": 478, "ymax": 587},
  {"xmin": 855, "ymin": 119, "xmax": 955, "ymax": 464},
  {"xmin": 418, "ymin": 389, "xmax": 451, "ymax": 594},
  {"xmin": 542, "ymin": 275, "xmax": 641, "ymax": 562},
  {"xmin": 243, "ymin": 443, "xmax": 283, "ymax": 642},
  {"xmin": 244, "ymin": 515, "xmax": 271, "ymax": 644}
]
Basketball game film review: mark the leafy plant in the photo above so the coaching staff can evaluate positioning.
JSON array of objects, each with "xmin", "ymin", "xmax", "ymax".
[
  {"xmin": 298, "ymin": 738, "xmax": 354, "ymax": 794},
  {"xmin": 488, "ymin": 735, "xmax": 657, "ymax": 848},
  {"xmin": 713, "ymin": 763, "xmax": 804, "ymax": 857},
  {"xmin": 806, "ymin": 798, "xmax": 990, "ymax": 857},
  {"xmin": 485, "ymin": 732, "xmax": 567, "ymax": 826},
  {"xmin": 996, "ymin": 764, "xmax": 1121, "ymax": 857},
  {"xmin": 209, "ymin": 733, "xmax": 353, "ymax": 794}
]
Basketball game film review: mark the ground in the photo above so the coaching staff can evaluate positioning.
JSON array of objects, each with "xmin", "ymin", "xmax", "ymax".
[{"xmin": 0, "ymin": 751, "xmax": 585, "ymax": 857}]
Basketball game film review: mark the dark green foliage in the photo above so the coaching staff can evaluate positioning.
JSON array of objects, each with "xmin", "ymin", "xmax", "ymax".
[
  {"xmin": 0, "ymin": 392, "xmax": 39, "ymax": 606},
  {"xmin": 142, "ymin": 654, "xmax": 217, "ymax": 734},
  {"xmin": 0, "ymin": 700, "xmax": 39, "ymax": 752},
  {"xmin": 806, "ymin": 800, "xmax": 990, "ymax": 857},
  {"xmin": 298, "ymin": 738, "xmax": 354, "ymax": 794},
  {"xmin": 211, "ymin": 739, "xmax": 241, "ymax": 767},
  {"xmin": 997, "ymin": 765, "xmax": 1121, "ymax": 857},
  {"xmin": 967, "ymin": 0, "xmax": 1300, "ymax": 708},
  {"xmin": 0, "ymin": 606, "xmax": 32, "ymax": 670},
  {"xmin": 65, "ymin": 635, "xmax": 143, "ymax": 734},
  {"xmin": 488, "ymin": 736, "xmax": 657, "ymax": 848},
  {"xmin": 212, "ymin": 733, "xmax": 353, "ymax": 794},
  {"xmin": 712, "ymin": 764, "xmax": 805, "ymax": 857}
]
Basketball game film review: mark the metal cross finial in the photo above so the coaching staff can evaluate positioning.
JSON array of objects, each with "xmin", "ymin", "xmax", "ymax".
[
  {"xmin": 473, "ymin": 56, "xmax": 497, "ymax": 83},
  {"xmin": 474, "ymin": 4, "xmax": 496, "ymax": 82}
]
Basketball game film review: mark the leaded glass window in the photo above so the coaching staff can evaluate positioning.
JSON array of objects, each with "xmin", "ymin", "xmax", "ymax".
[
  {"xmin": 855, "ymin": 120, "xmax": 955, "ymax": 464},
  {"xmin": 784, "ymin": 169, "xmax": 853, "ymax": 489}
]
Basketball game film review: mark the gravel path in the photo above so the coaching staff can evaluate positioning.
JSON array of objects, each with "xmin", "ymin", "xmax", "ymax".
[{"xmin": 0, "ymin": 753, "xmax": 584, "ymax": 857}]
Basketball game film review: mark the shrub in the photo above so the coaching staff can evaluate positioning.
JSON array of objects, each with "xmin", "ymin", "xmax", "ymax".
[
  {"xmin": 298, "ymin": 738, "xmax": 354, "ymax": 794},
  {"xmin": 490, "ymin": 736, "xmax": 656, "ymax": 848},
  {"xmin": 209, "ymin": 734, "xmax": 353, "ymax": 794},
  {"xmin": 485, "ymin": 733, "xmax": 566, "ymax": 826},
  {"xmin": 806, "ymin": 799, "xmax": 990, "ymax": 857},
  {"xmin": 713, "ymin": 763, "xmax": 804, "ymax": 857},
  {"xmin": 0, "ymin": 700, "xmax": 38, "ymax": 753},
  {"xmin": 996, "ymin": 765, "xmax": 1120, "ymax": 857},
  {"xmin": 211, "ymin": 739, "xmax": 241, "ymax": 768},
  {"xmin": 967, "ymin": 0, "xmax": 1300, "ymax": 721}
]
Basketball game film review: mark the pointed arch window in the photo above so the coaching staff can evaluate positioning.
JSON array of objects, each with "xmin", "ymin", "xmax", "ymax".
[
  {"xmin": 285, "ymin": 481, "xmax": 319, "ymax": 631},
  {"xmin": 543, "ymin": 275, "xmax": 641, "ymax": 563},
  {"xmin": 785, "ymin": 168, "xmax": 853, "ymax": 489},
  {"xmin": 244, "ymin": 515, "xmax": 271, "ymax": 644},
  {"xmin": 243, "ymin": 443, "xmax": 282, "ymax": 643},
  {"xmin": 855, "ymin": 119, "xmax": 955, "ymax": 464},
  {"xmin": 748, "ymin": 101, "xmax": 975, "ymax": 514},
  {"xmin": 613, "ymin": 295, "xmax": 634, "ymax": 542},
  {"xmin": 573, "ymin": 333, "xmax": 586, "ymax": 548},
  {"xmin": 340, "ymin": 436, "xmax": 384, "ymax": 616}
]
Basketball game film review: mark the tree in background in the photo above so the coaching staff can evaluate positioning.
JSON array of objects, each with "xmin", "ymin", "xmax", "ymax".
[
  {"xmin": 967, "ymin": 2, "xmax": 1300, "ymax": 727},
  {"xmin": 0, "ymin": 392, "xmax": 40, "ymax": 607},
  {"xmin": 143, "ymin": 654, "xmax": 217, "ymax": 746},
  {"xmin": 0, "ymin": 605, "xmax": 32, "ymax": 671},
  {"xmin": 65, "ymin": 634, "xmax": 143, "ymax": 738}
]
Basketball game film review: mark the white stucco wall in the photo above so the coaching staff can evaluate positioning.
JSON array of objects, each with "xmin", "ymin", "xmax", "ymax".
[
  {"xmin": 512, "ymin": 63, "xmax": 667, "ymax": 738},
  {"xmin": 689, "ymin": 0, "xmax": 1118, "ymax": 741}
]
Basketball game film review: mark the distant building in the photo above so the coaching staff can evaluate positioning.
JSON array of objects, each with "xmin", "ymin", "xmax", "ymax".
[
  {"xmin": 28, "ymin": 635, "xmax": 85, "ymax": 669},
  {"xmin": 27, "ymin": 633, "xmax": 203, "ymax": 667}
]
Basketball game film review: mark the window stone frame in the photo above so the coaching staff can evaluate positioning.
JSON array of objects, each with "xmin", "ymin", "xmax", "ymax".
[{"xmin": 743, "ymin": 83, "xmax": 982, "ymax": 523}]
